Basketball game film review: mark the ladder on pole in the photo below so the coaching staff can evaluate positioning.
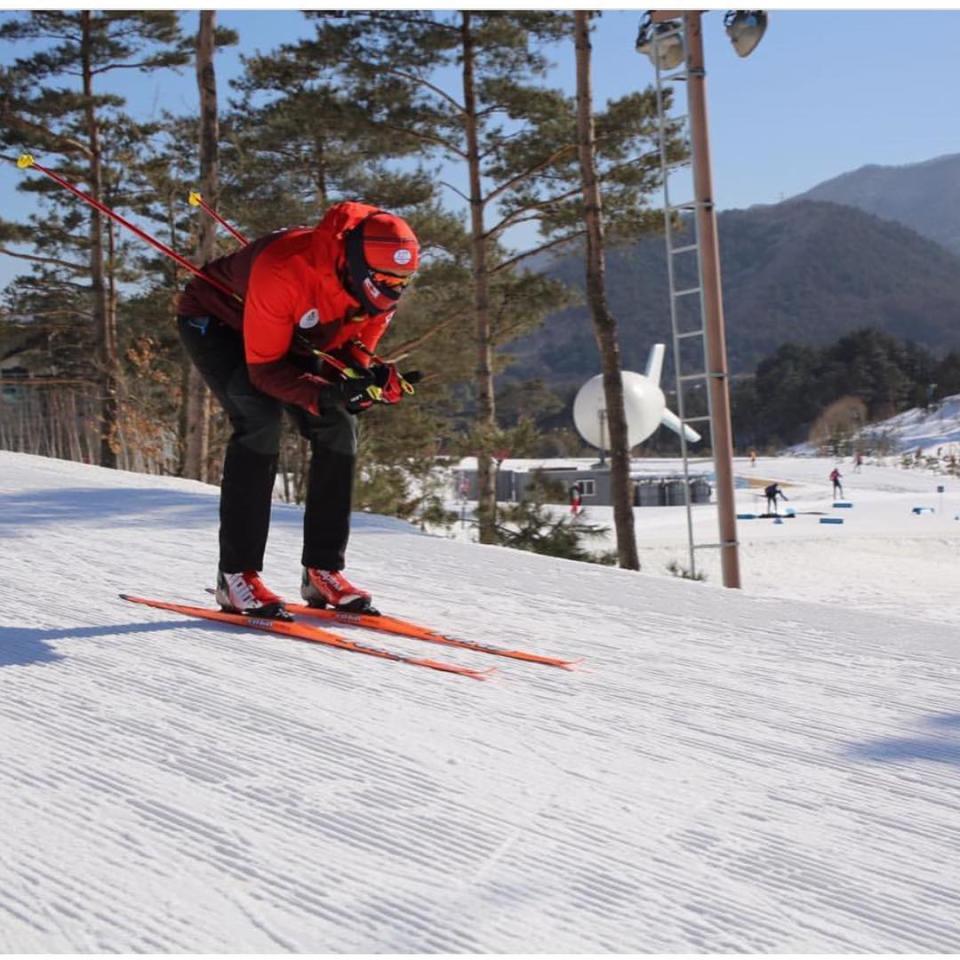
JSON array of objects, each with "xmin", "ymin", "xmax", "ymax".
[{"xmin": 651, "ymin": 21, "xmax": 718, "ymax": 581}]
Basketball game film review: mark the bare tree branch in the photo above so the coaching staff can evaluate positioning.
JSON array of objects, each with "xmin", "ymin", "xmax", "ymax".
[
  {"xmin": 0, "ymin": 244, "xmax": 88, "ymax": 272},
  {"xmin": 386, "ymin": 67, "xmax": 465, "ymax": 115},
  {"xmin": 90, "ymin": 59, "xmax": 174, "ymax": 76},
  {"xmin": 489, "ymin": 230, "xmax": 584, "ymax": 275},
  {"xmin": 483, "ymin": 184, "xmax": 583, "ymax": 239},
  {"xmin": 1, "ymin": 113, "xmax": 93, "ymax": 158},
  {"xmin": 439, "ymin": 180, "xmax": 470, "ymax": 202},
  {"xmin": 484, "ymin": 143, "xmax": 577, "ymax": 206},
  {"xmin": 369, "ymin": 120, "xmax": 467, "ymax": 160},
  {"xmin": 380, "ymin": 311, "xmax": 467, "ymax": 361}
]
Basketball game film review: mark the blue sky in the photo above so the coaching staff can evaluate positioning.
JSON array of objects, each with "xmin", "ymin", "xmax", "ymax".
[{"xmin": 2, "ymin": 9, "xmax": 959, "ymax": 290}]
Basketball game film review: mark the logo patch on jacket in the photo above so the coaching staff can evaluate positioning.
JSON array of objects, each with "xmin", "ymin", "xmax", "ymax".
[{"xmin": 298, "ymin": 308, "xmax": 319, "ymax": 329}]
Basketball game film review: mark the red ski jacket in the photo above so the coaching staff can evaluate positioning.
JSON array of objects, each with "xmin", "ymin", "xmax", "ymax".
[{"xmin": 177, "ymin": 201, "xmax": 396, "ymax": 414}]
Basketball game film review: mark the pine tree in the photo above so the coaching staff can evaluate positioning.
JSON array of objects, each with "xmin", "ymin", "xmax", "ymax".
[
  {"xmin": 302, "ymin": 11, "xmax": 583, "ymax": 543},
  {"xmin": 0, "ymin": 11, "xmax": 188, "ymax": 467},
  {"xmin": 223, "ymin": 20, "xmax": 434, "ymax": 234}
]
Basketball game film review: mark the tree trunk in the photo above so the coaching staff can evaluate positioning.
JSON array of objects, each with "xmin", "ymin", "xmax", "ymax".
[
  {"xmin": 81, "ymin": 11, "xmax": 119, "ymax": 468},
  {"xmin": 574, "ymin": 11, "xmax": 640, "ymax": 570},
  {"xmin": 461, "ymin": 11, "xmax": 498, "ymax": 544},
  {"xmin": 183, "ymin": 9, "xmax": 218, "ymax": 481},
  {"xmin": 314, "ymin": 133, "xmax": 328, "ymax": 207}
]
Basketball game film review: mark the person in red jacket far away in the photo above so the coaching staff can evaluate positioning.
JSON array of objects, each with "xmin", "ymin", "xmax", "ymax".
[
  {"xmin": 177, "ymin": 202, "xmax": 420, "ymax": 618},
  {"xmin": 830, "ymin": 467, "xmax": 843, "ymax": 499}
]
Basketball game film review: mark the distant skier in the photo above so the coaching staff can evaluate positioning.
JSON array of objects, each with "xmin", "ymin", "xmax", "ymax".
[
  {"xmin": 569, "ymin": 481, "xmax": 584, "ymax": 517},
  {"xmin": 854, "ymin": 451, "xmax": 863, "ymax": 473},
  {"xmin": 177, "ymin": 201, "xmax": 420, "ymax": 618},
  {"xmin": 749, "ymin": 448, "xmax": 757, "ymax": 468},
  {"xmin": 830, "ymin": 467, "xmax": 844, "ymax": 499},
  {"xmin": 764, "ymin": 482, "xmax": 788, "ymax": 515}
]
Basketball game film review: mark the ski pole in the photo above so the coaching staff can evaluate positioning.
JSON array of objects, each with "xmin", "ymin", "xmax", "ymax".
[
  {"xmin": 188, "ymin": 191, "xmax": 249, "ymax": 246},
  {"xmin": 19, "ymin": 155, "xmax": 365, "ymax": 383},
  {"xmin": 16, "ymin": 154, "xmax": 240, "ymax": 303}
]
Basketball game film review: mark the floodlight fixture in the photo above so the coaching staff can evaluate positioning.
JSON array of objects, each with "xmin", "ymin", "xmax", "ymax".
[
  {"xmin": 724, "ymin": 10, "xmax": 768, "ymax": 58},
  {"xmin": 635, "ymin": 12, "xmax": 685, "ymax": 71}
]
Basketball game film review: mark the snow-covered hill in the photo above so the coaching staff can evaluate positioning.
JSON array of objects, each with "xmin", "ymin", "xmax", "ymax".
[
  {"xmin": 861, "ymin": 393, "xmax": 960, "ymax": 456},
  {"xmin": 788, "ymin": 393, "xmax": 960, "ymax": 458},
  {"xmin": 2, "ymin": 450, "xmax": 960, "ymax": 952}
]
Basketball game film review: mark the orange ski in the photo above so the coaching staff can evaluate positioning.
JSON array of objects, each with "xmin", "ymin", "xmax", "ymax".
[
  {"xmin": 120, "ymin": 594, "xmax": 494, "ymax": 680},
  {"xmin": 285, "ymin": 602, "xmax": 581, "ymax": 670}
]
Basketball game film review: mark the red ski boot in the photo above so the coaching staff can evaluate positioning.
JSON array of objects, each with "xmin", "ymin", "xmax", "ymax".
[{"xmin": 301, "ymin": 567, "xmax": 379, "ymax": 614}]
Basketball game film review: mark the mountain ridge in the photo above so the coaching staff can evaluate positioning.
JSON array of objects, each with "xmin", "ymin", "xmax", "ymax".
[
  {"xmin": 796, "ymin": 152, "xmax": 960, "ymax": 255},
  {"xmin": 515, "ymin": 194, "xmax": 960, "ymax": 387}
]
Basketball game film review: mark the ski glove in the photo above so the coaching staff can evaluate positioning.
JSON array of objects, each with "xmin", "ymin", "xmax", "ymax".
[
  {"xmin": 318, "ymin": 365, "xmax": 421, "ymax": 414},
  {"xmin": 318, "ymin": 369, "xmax": 379, "ymax": 414},
  {"xmin": 368, "ymin": 362, "xmax": 421, "ymax": 404}
]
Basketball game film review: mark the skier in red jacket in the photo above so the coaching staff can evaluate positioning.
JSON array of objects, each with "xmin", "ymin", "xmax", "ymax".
[
  {"xmin": 177, "ymin": 201, "xmax": 419, "ymax": 618},
  {"xmin": 830, "ymin": 467, "xmax": 843, "ymax": 499}
]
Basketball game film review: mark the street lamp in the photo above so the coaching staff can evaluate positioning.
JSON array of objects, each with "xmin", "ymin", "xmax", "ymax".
[
  {"xmin": 635, "ymin": 12, "xmax": 685, "ymax": 69},
  {"xmin": 636, "ymin": 10, "xmax": 767, "ymax": 589},
  {"xmin": 724, "ymin": 10, "xmax": 768, "ymax": 58}
]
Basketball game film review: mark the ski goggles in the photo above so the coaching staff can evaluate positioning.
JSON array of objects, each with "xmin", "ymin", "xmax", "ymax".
[
  {"xmin": 345, "ymin": 229, "xmax": 413, "ymax": 315},
  {"xmin": 371, "ymin": 270, "xmax": 411, "ymax": 290}
]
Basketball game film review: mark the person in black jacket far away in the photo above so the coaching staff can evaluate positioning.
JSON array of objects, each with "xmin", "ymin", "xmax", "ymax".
[{"xmin": 764, "ymin": 482, "xmax": 788, "ymax": 515}]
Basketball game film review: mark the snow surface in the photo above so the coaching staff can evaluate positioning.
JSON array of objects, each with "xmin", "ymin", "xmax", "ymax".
[
  {"xmin": 2, "ymin": 448, "xmax": 960, "ymax": 952},
  {"xmin": 452, "ymin": 451, "xmax": 960, "ymax": 627}
]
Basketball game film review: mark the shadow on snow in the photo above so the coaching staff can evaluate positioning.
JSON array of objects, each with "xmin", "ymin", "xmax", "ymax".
[
  {"xmin": 0, "ymin": 619, "xmax": 195, "ymax": 668},
  {"xmin": 0, "ymin": 487, "xmax": 219, "ymax": 532},
  {"xmin": 0, "ymin": 486, "xmax": 417, "ymax": 536},
  {"xmin": 847, "ymin": 713, "xmax": 960, "ymax": 765}
]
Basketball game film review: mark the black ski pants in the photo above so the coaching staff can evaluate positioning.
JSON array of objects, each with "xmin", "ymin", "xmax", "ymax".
[{"xmin": 177, "ymin": 315, "xmax": 356, "ymax": 574}]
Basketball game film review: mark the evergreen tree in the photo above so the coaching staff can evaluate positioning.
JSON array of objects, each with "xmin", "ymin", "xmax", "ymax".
[
  {"xmin": 302, "ymin": 11, "xmax": 577, "ymax": 544},
  {"xmin": 224, "ymin": 19, "xmax": 434, "ymax": 235},
  {"xmin": 734, "ymin": 328, "xmax": 940, "ymax": 448},
  {"xmin": 494, "ymin": 470, "xmax": 614, "ymax": 564},
  {"xmin": 0, "ymin": 11, "xmax": 187, "ymax": 467},
  {"xmin": 934, "ymin": 352, "xmax": 960, "ymax": 400}
]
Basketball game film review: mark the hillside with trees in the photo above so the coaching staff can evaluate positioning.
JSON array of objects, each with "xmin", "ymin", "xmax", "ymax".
[
  {"xmin": 730, "ymin": 328, "xmax": 960, "ymax": 452},
  {"xmin": 510, "ymin": 199, "xmax": 960, "ymax": 389}
]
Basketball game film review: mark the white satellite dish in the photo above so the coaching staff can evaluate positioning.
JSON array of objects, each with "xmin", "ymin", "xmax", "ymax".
[{"xmin": 573, "ymin": 344, "xmax": 701, "ymax": 450}]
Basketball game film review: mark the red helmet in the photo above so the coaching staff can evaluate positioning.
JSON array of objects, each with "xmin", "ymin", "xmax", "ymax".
[{"xmin": 345, "ymin": 211, "xmax": 420, "ymax": 315}]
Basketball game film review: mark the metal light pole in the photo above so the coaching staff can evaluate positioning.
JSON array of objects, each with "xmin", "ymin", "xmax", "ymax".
[
  {"xmin": 639, "ymin": 9, "xmax": 766, "ymax": 589},
  {"xmin": 683, "ymin": 11, "xmax": 741, "ymax": 588}
]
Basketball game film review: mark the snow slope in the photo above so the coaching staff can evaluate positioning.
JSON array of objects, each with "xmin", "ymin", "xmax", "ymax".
[
  {"xmin": 454, "ymin": 452, "xmax": 960, "ymax": 626},
  {"xmin": 860, "ymin": 394, "xmax": 960, "ymax": 456},
  {"xmin": 2, "ymin": 450, "xmax": 960, "ymax": 952}
]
